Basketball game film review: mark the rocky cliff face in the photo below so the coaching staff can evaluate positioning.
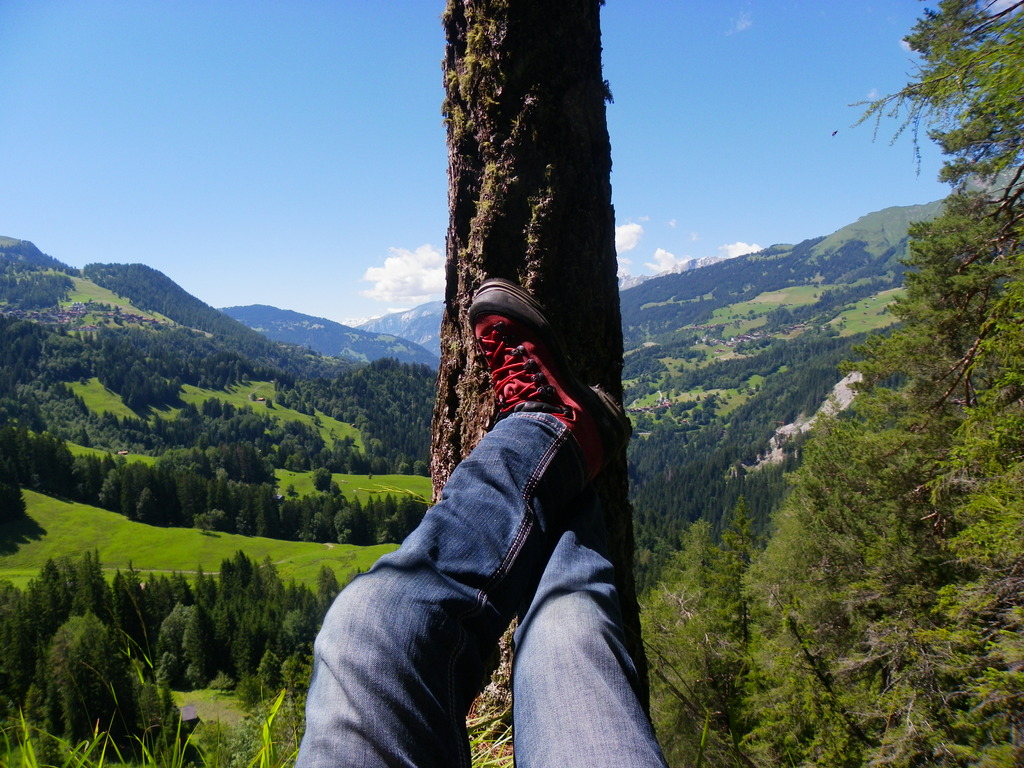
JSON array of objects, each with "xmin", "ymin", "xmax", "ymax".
[{"xmin": 753, "ymin": 371, "xmax": 863, "ymax": 468}]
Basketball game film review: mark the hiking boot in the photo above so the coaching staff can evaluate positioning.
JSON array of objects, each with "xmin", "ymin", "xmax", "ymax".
[{"xmin": 469, "ymin": 278, "xmax": 631, "ymax": 480}]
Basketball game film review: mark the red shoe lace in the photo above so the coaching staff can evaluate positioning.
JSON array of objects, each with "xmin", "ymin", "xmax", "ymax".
[{"xmin": 477, "ymin": 320, "xmax": 560, "ymax": 411}]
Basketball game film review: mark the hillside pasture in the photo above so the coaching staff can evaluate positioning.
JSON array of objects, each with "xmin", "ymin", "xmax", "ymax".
[
  {"xmin": 705, "ymin": 284, "xmax": 823, "ymax": 330},
  {"xmin": 172, "ymin": 688, "xmax": 246, "ymax": 727},
  {"xmin": 66, "ymin": 439, "xmax": 157, "ymax": 465},
  {"xmin": 0, "ymin": 491, "xmax": 394, "ymax": 590},
  {"xmin": 829, "ymin": 288, "xmax": 902, "ymax": 336},
  {"xmin": 276, "ymin": 469, "xmax": 432, "ymax": 504},
  {"xmin": 65, "ymin": 276, "xmax": 172, "ymax": 322},
  {"xmin": 176, "ymin": 381, "xmax": 364, "ymax": 450},
  {"xmin": 67, "ymin": 376, "xmax": 139, "ymax": 420},
  {"xmin": 69, "ymin": 377, "xmax": 365, "ymax": 452}
]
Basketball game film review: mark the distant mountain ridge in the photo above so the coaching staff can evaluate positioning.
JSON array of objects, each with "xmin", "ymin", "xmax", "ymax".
[
  {"xmin": 0, "ymin": 236, "xmax": 69, "ymax": 271},
  {"xmin": 618, "ymin": 255, "xmax": 728, "ymax": 290},
  {"xmin": 352, "ymin": 199, "xmax": 945, "ymax": 353},
  {"xmin": 0, "ymin": 235, "xmax": 443, "ymax": 367},
  {"xmin": 0, "ymin": 251, "xmax": 355, "ymax": 379},
  {"xmin": 1, "ymin": 197, "xmax": 942, "ymax": 370},
  {"xmin": 619, "ymin": 200, "xmax": 944, "ymax": 341},
  {"xmin": 222, "ymin": 304, "xmax": 438, "ymax": 366},
  {"xmin": 357, "ymin": 301, "xmax": 444, "ymax": 358},
  {"xmin": 77, "ymin": 262, "xmax": 358, "ymax": 377}
]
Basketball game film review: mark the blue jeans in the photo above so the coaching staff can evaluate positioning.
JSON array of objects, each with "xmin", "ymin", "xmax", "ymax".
[{"xmin": 296, "ymin": 413, "xmax": 667, "ymax": 768}]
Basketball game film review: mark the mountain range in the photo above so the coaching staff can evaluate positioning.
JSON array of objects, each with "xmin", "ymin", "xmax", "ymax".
[
  {"xmin": 2, "ymin": 195, "xmax": 939, "ymax": 375},
  {"xmin": 357, "ymin": 301, "xmax": 445, "ymax": 358},
  {"xmin": 617, "ymin": 255, "xmax": 728, "ymax": 290},
  {"xmin": 0, "ymin": 192, "xmax": 945, "ymax": 562},
  {"xmin": 221, "ymin": 304, "xmax": 437, "ymax": 366},
  {"xmin": 339, "ymin": 199, "xmax": 943, "ymax": 370},
  {"xmin": 0, "ymin": 236, "xmax": 69, "ymax": 271},
  {"xmin": 0, "ymin": 236, "xmax": 434, "ymax": 369}
]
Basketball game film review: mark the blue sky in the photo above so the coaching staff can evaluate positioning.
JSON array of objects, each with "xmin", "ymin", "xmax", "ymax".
[{"xmin": 0, "ymin": 1, "xmax": 950, "ymax": 325}]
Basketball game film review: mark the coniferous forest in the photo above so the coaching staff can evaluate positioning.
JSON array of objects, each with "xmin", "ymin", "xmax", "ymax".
[
  {"xmin": 1, "ymin": 2, "xmax": 1022, "ymax": 766},
  {"xmin": 0, "ymin": 269, "xmax": 436, "ymax": 762},
  {"xmin": 642, "ymin": 4, "xmax": 1024, "ymax": 765}
]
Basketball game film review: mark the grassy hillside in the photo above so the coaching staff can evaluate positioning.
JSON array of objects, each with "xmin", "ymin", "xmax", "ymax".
[
  {"xmin": 809, "ymin": 200, "xmax": 943, "ymax": 259},
  {"xmin": 828, "ymin": 287, "xmax": 902, "ymax": 336},
  {"xmin": 68, "ymin": 376, "xmax": 139, "ymax": 419},
  {"xmin": 0, "ymin": 490, "xmax": 395, "ymax": 590},
  {"xmin": 621, "ymin": 278, "xmax": 904, "ymax": 417},
  {"xmin": 276, "ymin": 468, "xmax": 431, "ymax": 503},
  {"xmin": 69, "ymin": 377, "xmax": 366, "ymax": 451},
  {"xmin": 65, "ymin": 275, "xmax": 173, "ymax": 323},
  {"xmin": 66, "ymin": 439, "xmax": 157, "ymax": 465},
  {"xmin": 62, "ymin": 436, "xmax": 428, "ymax": 504},
  {"xmin": 175, "ymin": 381, "xmax": 364, "ymax": 450}
]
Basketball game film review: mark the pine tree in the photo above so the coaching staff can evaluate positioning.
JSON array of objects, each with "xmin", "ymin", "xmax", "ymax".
[
  {"xmin": 156, "ymin": 602, "xmax": 193, "ymax": 687},
  {"xmin": 644, "ymin": 501, "xmax": 760, "ymax": 767},
  {"xmin": 0, "ymin": 481, "xmax": 25, "ymax": 522},
  {"xmin": 47, "ymin": 612, "xmax": 136, "ymax": 744},
  {"xmin": 733, "ymin": 5, "xmax": 1024, "ymax": 763}
]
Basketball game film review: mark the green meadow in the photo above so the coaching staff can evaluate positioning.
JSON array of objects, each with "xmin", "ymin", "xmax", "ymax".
[
  {"xmin": 0, "ymin": 491, "xmax": 395, "ymax": 591},
  {"xmin": 276, "ymin": 469, "xmax": 432, "ymax": 504},
  {"xmin": 67, "ymin": 377, "xmax": 365, "ymax": 451},
  {"xmin": 175, "ymin": 381, "xmax": 364, "ymax": 450},
  {"xmin": 171, "ymin": 687, "xmax": 247, "ymax": 726},
  {"xmin": 65, "ymin": 276, "xmax": 173, "ymax": 322},
  {"xmin": 68, "ymin": 377, "xmax": 139, "ymax": 419},
  {"xmin": 66, "ymin": 439, "xmax": 157, "ymax": 465},
  {"xmin": 705, "ymin": 284, "xmax": 823, "ymax": 332},
  {"xmin": 828, "ymin": 288, "xmax": 902, "ymax": 336}
]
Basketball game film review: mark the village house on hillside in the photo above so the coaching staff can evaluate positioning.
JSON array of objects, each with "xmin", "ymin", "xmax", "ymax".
[{"xmin": 0, "ymin": 300, "xmax": 165, "ymax": 329}]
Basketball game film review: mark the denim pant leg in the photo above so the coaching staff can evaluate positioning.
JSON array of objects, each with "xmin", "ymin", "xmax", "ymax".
[
  {"xmin": 512, "ymin": 487, "xmax": 668, "ymax": 768},
  {"xmin": 296, "ymin": 412, "xmax": 586, "ymax": 768}
]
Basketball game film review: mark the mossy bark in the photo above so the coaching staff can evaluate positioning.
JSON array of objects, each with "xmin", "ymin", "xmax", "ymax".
[{"xmin": 433, "ymin": 0, "xmax": 648, "ymax": 710}]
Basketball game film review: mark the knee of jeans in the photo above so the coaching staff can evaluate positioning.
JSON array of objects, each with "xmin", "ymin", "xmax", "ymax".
[
  {"xmin": 314, "ymin": 568, "xmax": 409, "ymax": 663},
  {"xmin": 518, "ymin": 589, "xmax": 612, "ymax": 663}
]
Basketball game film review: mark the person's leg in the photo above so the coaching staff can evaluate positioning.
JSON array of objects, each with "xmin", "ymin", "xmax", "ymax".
[
  {"xmin": 296, "ymin": 412, "xmax": 586, "ymax": 768},
  {"xmin": 297, "ymin": 278, "xmax": 633, "ymax": 768},
  {"xmin": 512, "ymin": 487, "xmax": 668, "ymax": 768}
]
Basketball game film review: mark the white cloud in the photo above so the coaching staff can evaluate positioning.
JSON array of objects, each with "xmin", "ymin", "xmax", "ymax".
[
  {"xmin": 718, "ymin": 241, "xmax": 762, "ymax": 259},
  {"xmin": 667, "ymin": 218, "xmax": 677, "ymax": 229},
  {"xmin": 617, "ymin": 255, "xmax": 634, "ymax": 278},
  {"xmin": 645, "ymin": 248, "xmax": 690, "ymax": 273},
  {"xmin": 728, "ymin": 11, "xmax": 752, "ymax": 34},
  {"xmin": 615, "ymin": 222, "xmax": 644, "ymax": 253},
  {"xmin": 361, "ymin": 244, "xmax": 445, "ymax": 304}
]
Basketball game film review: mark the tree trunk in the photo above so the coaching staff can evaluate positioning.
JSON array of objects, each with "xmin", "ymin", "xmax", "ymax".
[{"xmin": 432, "ymin": 0, "xmax": 648, "ymax": 710}]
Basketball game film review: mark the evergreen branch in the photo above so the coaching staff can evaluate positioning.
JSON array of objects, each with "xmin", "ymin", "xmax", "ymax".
[{"xmin": 785, "ymin": 614, "xmax": 878, "ymax": 749}]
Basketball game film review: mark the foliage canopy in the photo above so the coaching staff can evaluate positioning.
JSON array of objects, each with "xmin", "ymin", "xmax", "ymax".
[{"xmin": 646, "ymin": 2, "xmax": 1024, "ymax": 764}]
